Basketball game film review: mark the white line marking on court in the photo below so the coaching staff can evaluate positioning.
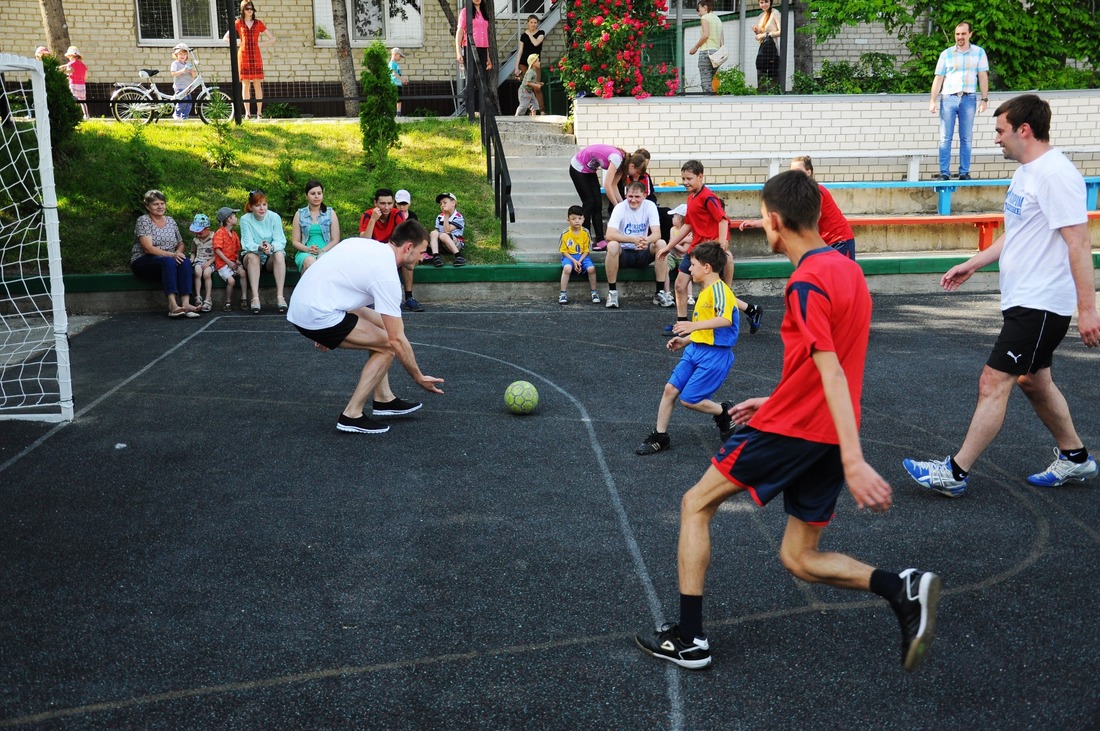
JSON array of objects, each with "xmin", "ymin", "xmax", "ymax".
[{"xmin": 0, "ymin": 317, "xmax": 222, "ymax": 476}]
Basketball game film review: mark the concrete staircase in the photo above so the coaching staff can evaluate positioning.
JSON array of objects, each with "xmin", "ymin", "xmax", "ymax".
[{"xmin": 497, "ymin": 116, "xmax": 579, "ymax": 263}]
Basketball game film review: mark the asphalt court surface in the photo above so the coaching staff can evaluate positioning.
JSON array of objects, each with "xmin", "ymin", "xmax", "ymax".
[{"xmin": 1, "ymin": 292, "xmax": 1098, "ymax": 730}]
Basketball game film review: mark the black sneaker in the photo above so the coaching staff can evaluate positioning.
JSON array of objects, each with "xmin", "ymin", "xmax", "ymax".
[
  {"xmin": 714, "ymin": 402, "xmax": 735, "ymax": 442},
  {"xmin": 635, "ymin": 431, "xmax": 670, "ymax": 456},
  {"xmin": 432, "ymin": 255, "xmax": 443, "ymax": 268},
  {"xmin": 889, "ymin": 568, "xmax": 941, "ymax": 672},
  {"xmin": 958, "ymin": 173, "xmax": 972, "ymax": 181},
  {"xmin": 746, "ymin": 304, "xmax": 763, "ymax": 335},
  {"xmin": 336, "ymin": 413, "xmax": 390, "ymax": 434},
  {"xmin": 937, "ymin": 173, "xmax": 951, "ymax": 181},
  {"xmin": 635, "ymin": 623, "xmax": 712, "ymax": 670},
  {"xmin": 453, "ymin": 255, "xmax": 466, "ymax": 267},
  {"xmin": 372, "ymin": 397, "xmax": 423, "ymax": 416},
  {"xmin": 402, "ymin": 297, "xmax": 425, "ymax": 312}
]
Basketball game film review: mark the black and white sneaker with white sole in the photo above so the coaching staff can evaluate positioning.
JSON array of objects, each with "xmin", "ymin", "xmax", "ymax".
[
  {"xmin": 372, "ymin": 397, "xmax": 423, "ymax": 416},
  {"xmin": 635, "ymin": 623, "xmax": 712, "ymax": 670},
  {"xmin": 337, "ymin": 413, "xmax": 390, "ymax": 434},
  {"xmin": 890, "ymin": 568, "xmax": 941, "ymax": 672}
]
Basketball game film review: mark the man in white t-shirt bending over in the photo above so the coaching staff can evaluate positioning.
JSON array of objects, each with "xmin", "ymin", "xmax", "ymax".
[
  {"xmin": 604, "ymin": 181, "xmax": 672, "ymax": 309},
  {"xmin": 287, "ymin": 219, "xmax": 444, "ymax": 434},
  {"xmin": 903, "ymin": 94, "xmax": 1100, "ymax": 496}
]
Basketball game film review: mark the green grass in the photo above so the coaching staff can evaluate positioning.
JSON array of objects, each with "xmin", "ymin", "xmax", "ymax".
[{"xmin": 56, "ymin": 118, "xmax": 513, "ymax": 273}]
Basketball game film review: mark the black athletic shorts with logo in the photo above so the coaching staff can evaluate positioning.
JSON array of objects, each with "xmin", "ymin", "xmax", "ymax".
[
  {"xmin": 987, "ymin": 306, "xmax": 1071, "ymax": 375},
  {"xmin": 294, "ymin": 311, "xmax": 358, "ymax": 350}
]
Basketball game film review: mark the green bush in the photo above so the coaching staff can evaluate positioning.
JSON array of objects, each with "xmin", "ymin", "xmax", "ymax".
[
  {"xmin": 715, "ymin": 67, "xmax": 757, "ymax": 96},
  {"xmin": 41, "ymin": 56, "xmax": 82, "ymax": 164},
  {"xmin": 263, "ymin": 102, "xmax": 301, "ymax": 119},
  {"xmin": 793, "ymin": 53, "xmax": 925, "ymax": 95},
  {"xmin": 359, "ymin": 42, "xmax": 399, "ymax": 169}
]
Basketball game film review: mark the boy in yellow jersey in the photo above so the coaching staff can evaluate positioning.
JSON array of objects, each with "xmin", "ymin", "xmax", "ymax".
[
  {"xmin": 558, "ymin": 205, "xmax": 600, "ymax": 304},
  {"xmin": 636, "ymin": 243, "xmax": 738, "ymax": 455}
]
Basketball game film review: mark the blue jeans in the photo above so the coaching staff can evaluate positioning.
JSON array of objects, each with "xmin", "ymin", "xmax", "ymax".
[
  {"xmin": 939, "ymin": 93, "xmax": 976, "ymax": 176},
  {"xmin": 174, "ymin": 93, "xmax": 192, "ymax": 119},
  {"xmin": 132, "ymin": 254, "xmax": 193, "ymax": 297}
]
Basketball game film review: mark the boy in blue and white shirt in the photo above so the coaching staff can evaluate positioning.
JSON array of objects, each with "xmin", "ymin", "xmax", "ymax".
[{"xmin": 429, "ymin": 192, "xmax": 466, "ymax": 267}]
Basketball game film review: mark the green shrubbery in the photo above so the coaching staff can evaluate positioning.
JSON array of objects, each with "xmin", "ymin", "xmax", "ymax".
[
  {"xmin": 41, "ymin": 56, "xmax": 82, "ymax": 163},
  {"xmin": 359, "ymin": 41, "xmax": 399, "ymax": 170}
]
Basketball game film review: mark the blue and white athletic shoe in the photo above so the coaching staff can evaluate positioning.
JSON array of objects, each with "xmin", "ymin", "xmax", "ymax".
[
  {"xmin": 902, "ymin": 456, "xmax": 968, "ymax": 498},
  {"xmin": 1026, "ymin": 449, "xmax": 1099, "ymax": 487}
]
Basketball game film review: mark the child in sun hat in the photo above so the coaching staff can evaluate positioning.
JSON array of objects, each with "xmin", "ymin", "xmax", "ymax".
[
  {"xmin": 189, "ymin": 213, "xmax": 216, "ymax": 312},
  {"xmin": 60, "ymin": 46, "xmax": 89, "ymax": 119},
  {"xmin": 170, "ymin": 43, "xmax": 198, "ymax": 119}
]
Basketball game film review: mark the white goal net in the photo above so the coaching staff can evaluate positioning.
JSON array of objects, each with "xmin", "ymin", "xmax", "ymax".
[{"xmin": 0, "ymin": 54, "xmax": 73, "ymax": 422}]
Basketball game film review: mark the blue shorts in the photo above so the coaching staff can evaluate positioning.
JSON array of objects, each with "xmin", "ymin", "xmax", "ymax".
[
  {"xmin": 668, "ymin": 342, "xmax": 734, "ymax": 405},
  {"xmin": 829, "ymin": 237, "xmax": 856, "ymax": 260},
  {"xmin": 711, "ymin": 427, "xmax": 844, "ymax": 526},
  {"xmin": 619, "ymin": 248, "xmax": 654, "ymax": 268},
  {"xmin": 562, "ymin": 255, "xmax": 595, "ymax": 271}
]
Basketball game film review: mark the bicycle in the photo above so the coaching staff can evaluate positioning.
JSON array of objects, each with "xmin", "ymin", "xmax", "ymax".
[{"xmin": 110, "ymin": 50, "xmax": 232, "ymax": 125}]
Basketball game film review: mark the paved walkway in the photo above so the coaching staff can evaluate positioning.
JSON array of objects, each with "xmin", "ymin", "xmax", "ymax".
[{"xmin": 1, "ymin": 294, "xmax": 1097, "ymax": 729}]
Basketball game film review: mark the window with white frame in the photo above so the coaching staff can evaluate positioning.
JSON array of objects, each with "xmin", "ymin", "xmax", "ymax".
[
  {"xmin": 313, "ymin": 0, "xmax": 422, "ymax": 47},
  {"xmin": 136, "ymin": 0, "xmax": 231, "ymax": 43}
]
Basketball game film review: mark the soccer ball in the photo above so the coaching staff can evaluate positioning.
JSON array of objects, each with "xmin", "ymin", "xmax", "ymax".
[{"xmin": 504, "ymin": 380, "xmax": 539, "ymax": 414}]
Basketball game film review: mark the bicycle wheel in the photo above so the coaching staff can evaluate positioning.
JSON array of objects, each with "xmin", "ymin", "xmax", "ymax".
[
  {"xmin": 196, "ymin": 89, "xmax": 234, "ymax": 124},
  {"xmin": 111, "ymin": 88, "xmax": 157, "ymax": 124}
]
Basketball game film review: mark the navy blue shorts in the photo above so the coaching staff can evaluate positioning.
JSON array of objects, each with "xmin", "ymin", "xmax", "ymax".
[
  {"xmin": 829, "ymin": 237, "xmax": 856, "ymax": 260},
  {"xmin": 711, "ymin": 427, "xmax": 844, "ymax": 526},
  {"xmin": 619, "ymin": 248, "xmax": 654, "ymax": 268}
]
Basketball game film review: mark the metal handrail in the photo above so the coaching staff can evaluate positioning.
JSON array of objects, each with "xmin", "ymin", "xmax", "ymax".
[{"xmin": 465, "ymin": 52, "xmax": 514, "ymax": 249}]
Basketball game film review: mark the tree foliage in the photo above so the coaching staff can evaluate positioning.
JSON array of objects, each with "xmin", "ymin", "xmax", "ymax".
[
  {"xmin": 359, "ymin": 41, "xmax": 400, "ymax": 169},
  {"xmin": 803, "ymin": 0, "xmax": 1100, "ymax": 91}
]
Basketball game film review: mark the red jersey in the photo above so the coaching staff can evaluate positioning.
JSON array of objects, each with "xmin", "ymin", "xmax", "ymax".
[
  {"xmin": 685, "ymin": 185, "xmax": 726, "ymax": 247},
  {"xmin": 748, "ymin": 247, "xmax": 871, "ymax": 444},
  {"xmin": 818, "ymin": 184, "xmax": 854, "ymax": 246},
  {"xmin": 359, "ymin": 208, "xmax": 403, "ymax": 242}
]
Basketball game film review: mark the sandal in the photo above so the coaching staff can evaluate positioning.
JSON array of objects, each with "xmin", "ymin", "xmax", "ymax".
[
  {"xmin": 201, "ymin": 301, "xmax": 212, "ymax": 313},
  {"xmin": 277, "ymin": 297, "xmax": 287, "ymax": 313},
  {"xmin": 222, "ymin": 302, "xmax": 233, "ymax": 312},
  {"xmin": 240, "ymin": 298, "xmax": 248, "ymax": 311},
  {"xmin": 250, "ymin": 298, "xmax": 261, "ymax": 315}
]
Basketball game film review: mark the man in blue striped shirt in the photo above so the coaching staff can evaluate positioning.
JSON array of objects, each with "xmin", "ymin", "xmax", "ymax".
[{"xmin": 929, "ymin": 22, "xmax": 990, "ymax": 181}]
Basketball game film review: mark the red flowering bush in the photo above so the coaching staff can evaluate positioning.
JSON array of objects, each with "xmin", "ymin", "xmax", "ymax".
[{"xmin": 555, "ymin": 0, "xmax": 680, "ymax": 101}]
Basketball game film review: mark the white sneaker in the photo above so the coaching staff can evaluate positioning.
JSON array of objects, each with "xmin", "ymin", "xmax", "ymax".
[
  {"xmin": 1026, "ymin": 448, "xmax": 1099, "ymax": 487},
  {"xmin": 656, "ymin": 290, "xmax": 675, "ymax": 307},
  {"xmin": 687, "ymin": 293, "xmax": 695, "ymax": 305},
  {"xmin": 558, "ymin": 291, "xmax": 568, "ymax": 304},
  {"xmin": 605, "ymin": 290, "xmax": 619, "ymax": 308},
  {"xmin": 590, "ymin": 290, "xmax": 601, "ymax": 304}
]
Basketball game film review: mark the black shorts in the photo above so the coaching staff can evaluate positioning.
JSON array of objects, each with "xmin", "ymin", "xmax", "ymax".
[
  {"xmin": 294, "ymin": 311, "xmax": 358, "ymax": 350},
  {"xmin": 711, "ymin": 427, "xmax": 844, "ymax": 526},
  {"xmin": 987, "ymin": 306, "xmax": 1071, "ymax": 375},
  {"xmin": 619, "ymin": 248, "xmax": 654, "ymax": 268}
]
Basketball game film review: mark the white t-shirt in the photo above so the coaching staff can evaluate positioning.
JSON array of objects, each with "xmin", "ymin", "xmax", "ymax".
[
  {"xmin": 607, "ymin": 199, "xmax": 659, "ymax": 246},
  {"xmin": 286, "ymin": 237, "xmax": 403, "ymax": 330},
  {"xmin": 999, "ymin": 149, "xmax": 1088, "ymax": 316}
]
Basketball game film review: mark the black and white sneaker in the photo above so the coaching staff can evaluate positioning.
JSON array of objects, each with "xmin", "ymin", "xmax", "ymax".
[
  {"xmin": 889, "ymin": 568, "xmax": 941, "ymax": 672},
  {"xmin": 372, "ymin": 397, "xmax": 423, "ymax": 416},
  {"xmin": 714, "ymin": 401, "xmax": 735, "ymax": 442},
  {"xmin": 635, "ymin": 623, "xmax": 712, "ymax": 670},
  {"xmin": 336, "ymin": 413, "xmax": 390, "ymax": 434},
  {"xmin": 635, "ymin": 431, "xmax": 670, "ymax": 456},
  {"xmin": 745, "ymin": 304, "xmax": 764, "ymax": 334}
]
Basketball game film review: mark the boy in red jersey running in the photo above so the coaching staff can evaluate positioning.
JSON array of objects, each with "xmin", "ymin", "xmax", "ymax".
[
  {"xmin": 636, "ymin": 170, "xmax": 941, "ymax": 673},
  {"xmin": 659, "ymin": 160, "xmax": 764, "ymax": 333}
]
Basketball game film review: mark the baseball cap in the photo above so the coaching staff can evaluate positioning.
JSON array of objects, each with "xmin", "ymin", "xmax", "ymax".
[
  {"xmin": 216, "ymin": 207, "xmax": 240, "ymax": 223},
  {"xmin": 391, "ymin": 47, "xmax": 406, "ymax": 57},
  {"xmin": 395, "ymin": 189, "xmax": 411, "ymax": 204},
  {"xmin": 189, "ymin": 213, "xmax": 211, "ymax": 232},
  {"xmin": 436, "ymin": 192, "xmax": 457, "ymax": 204},
  {"xmin": 670, "ymin": 204, "xmax": 688, "ymax": 217}
]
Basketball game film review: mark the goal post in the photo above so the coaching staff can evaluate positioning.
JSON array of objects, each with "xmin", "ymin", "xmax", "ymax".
[{"xmin": 0, "ymin": 53, "xmax": 73, "ymax": 422}]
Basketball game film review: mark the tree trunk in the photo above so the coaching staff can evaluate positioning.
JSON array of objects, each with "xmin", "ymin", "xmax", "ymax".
[
  {"xmin": 482, "ymin": 0, "xmax": 501, "ymax": 114},
  {"xmin": 793, "ymin": 0, "xmax": 813, "ymax": 76},
  {"xmin": 437, "ymin": 0, "xmax": 456, "ymax": 34},
  {"xmin": 38, "ymin": 0, "xmax": 71, "ymax": 56},
  {"xmin": 331, "ymin": 0, "xmax": 359, "ymax": 116}
]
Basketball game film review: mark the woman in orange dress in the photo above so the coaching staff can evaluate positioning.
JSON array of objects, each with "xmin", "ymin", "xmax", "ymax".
[{"xmin": 224, "ymin": 0, "xmax": 276, "ymax": 119}]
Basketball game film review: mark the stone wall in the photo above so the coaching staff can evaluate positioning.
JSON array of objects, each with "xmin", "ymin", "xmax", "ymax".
[{"xmin": 573, "ymin": 90, "xmax": 1100, "ymax": 183}]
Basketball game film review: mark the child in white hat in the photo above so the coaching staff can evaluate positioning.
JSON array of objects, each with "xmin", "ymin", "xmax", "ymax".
[
  {"xmin": 170, "ymin": 43, "xmax": 197, "ymax": 119},
  {"xmin": 60, "ymin": 46, "xmax": 89, "ymax": 119}
]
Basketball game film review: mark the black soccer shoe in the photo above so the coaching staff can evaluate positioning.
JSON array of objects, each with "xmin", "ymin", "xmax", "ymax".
[
  {"xmin": 336, "ymin": 413, "xmax": 391, "ymax": 434},
  {"xmin": 372, "ymin": 397, "xmax": 423, "ymax": 417},
  {"xmin": 889, "ymin": 568, "xmax": 942, "ymax": 672},
  {"xmin": 635, "ymin": 623, "xmax": 712, "ymax": 670},
  {"xmin": 715, "ymin": 402, "xmax": 735, "ymax": 442},
  {"xmin": 746, "ymin": 304, "xmax": 764, "ymax": 335},
  {"xmin": 635, "ymin": 431, "xmax": 670, "ymax": 456}
]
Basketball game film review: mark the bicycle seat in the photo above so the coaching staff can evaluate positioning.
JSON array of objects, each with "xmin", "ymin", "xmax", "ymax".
[{"xmin": 138, "ymin": 69, "xmax": 160, "ymax": 79}]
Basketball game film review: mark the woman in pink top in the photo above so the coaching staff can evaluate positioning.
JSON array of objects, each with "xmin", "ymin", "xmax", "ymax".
[
  {"xmin": 61, "ymin": 46, "xmax": 89, "ymax": 119},
  {"xmin": 455, "ymin": 0, "xmax": 493, "ymax": 112},
  {"xmin": 569, "ymin": 144, "xmax": 626, "ymax": 249}
]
